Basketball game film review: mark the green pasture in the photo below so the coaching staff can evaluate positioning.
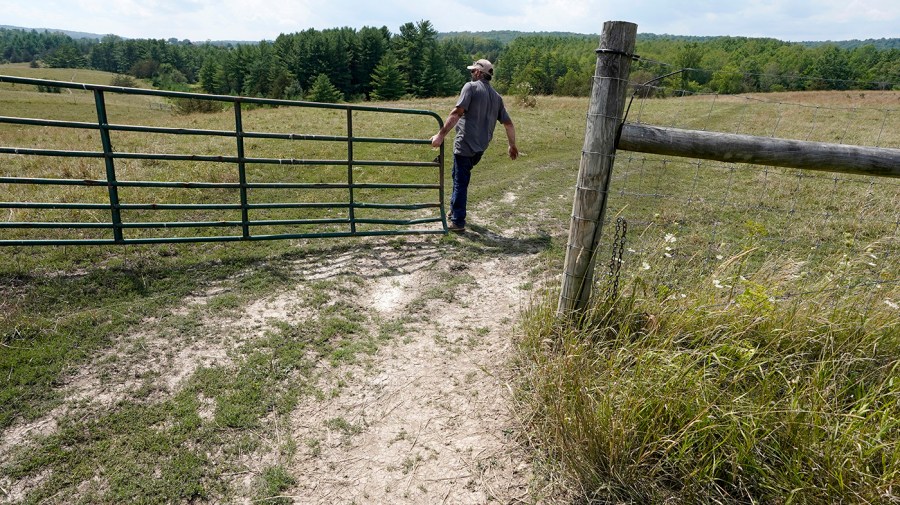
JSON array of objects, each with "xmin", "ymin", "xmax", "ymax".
[
  {"xmin": 520, "ymin": 90, "xmax": 900, "ymax": 502},
  {"xmin": 1, "ymin": 65, "xmax": 898, "ymax": 503}
]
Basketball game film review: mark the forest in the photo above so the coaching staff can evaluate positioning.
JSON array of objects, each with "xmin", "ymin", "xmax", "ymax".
[{"xmin": 1, "ymin": 21, "xmax": 898, "ymax": 102}]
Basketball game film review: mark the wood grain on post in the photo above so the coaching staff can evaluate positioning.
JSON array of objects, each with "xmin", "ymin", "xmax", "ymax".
[{"xmin": 558, "ymin": 21, "xmax": 637, "ymax": 316}]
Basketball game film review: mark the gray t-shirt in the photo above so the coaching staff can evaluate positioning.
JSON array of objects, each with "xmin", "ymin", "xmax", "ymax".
[{"xmin": 453, "ymin": 80, "xmax": 511, "ymax": 157}]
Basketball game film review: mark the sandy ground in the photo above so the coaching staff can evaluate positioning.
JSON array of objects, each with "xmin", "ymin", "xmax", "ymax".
[
  {"xmin": 0, "ymin": 235, "xmax": 546, "ymax": 504},
  {"xmin": 285, "ymin": 253, "xmax": 536, "ymax": 504}
]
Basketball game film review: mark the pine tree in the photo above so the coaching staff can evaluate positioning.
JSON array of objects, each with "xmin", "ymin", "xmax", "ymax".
[
  {"xmin": 45, "ymin": 44, "xmax": 87, "ymax": 68},
  {"xmin": 307, "ymin": 73, "xmax": 343, "ymax": 103},
  {"xmin": 370, "ymin": 52, "xmax": 408, "ymax": 101}
]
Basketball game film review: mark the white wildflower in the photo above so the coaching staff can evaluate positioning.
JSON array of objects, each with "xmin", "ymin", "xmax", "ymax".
[
  {"xmin": 642, "ymin": 262, "xmax": 651, "ymax": 270},
  {"xmin": 713, "ymin": 279, "xmax": 724, "ymax": 289},
  {"xmin": 886, "ymin": 300, "xmax": 899, "ymax": 310},
  {"xmin": 716, "ymin": 255, "xmax": 724, "ymax": 260},
  {"xmin": 664, "ymin": 233, "xmax": 677, "ymax": 243}
]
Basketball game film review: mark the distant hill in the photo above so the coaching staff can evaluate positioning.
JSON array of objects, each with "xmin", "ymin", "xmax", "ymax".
[
  {"xmin": 0, "ymin": 25, "xmax": 108, "ymax": 41},
  {"xmin": 4, "ymin": 24, "xmax": 899, "ymax": 51},
  {"xmin": 438, "ymin": 30, "xmax": 595, "ymax": 44},
  {"xmin": 799, "ymin": 38, "xmax": 900, "ymax": 50},
  {"xmin": 440, "ymin": 30, "xmax": 900, "ymax": 50},
  {"xmin": 0, "ymin": 25, "xmax": 260, "ymax": 45},
  {"xmin": 637, "ymin": 33, "xmax": 900, "ymax": 50}
]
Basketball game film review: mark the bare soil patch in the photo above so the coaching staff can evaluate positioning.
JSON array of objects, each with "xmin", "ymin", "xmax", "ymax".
[
  {"xmin": 286, "ymin": 253, "xmax": 536, "ymax": 504},
  {"xmin": 0, "ymin": 236, "xmax": 545, "ymax": 504}
]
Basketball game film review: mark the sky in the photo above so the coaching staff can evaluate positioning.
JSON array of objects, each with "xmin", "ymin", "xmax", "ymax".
[{"xmin": 4, "ymin": 0, "xmax": 899, "ymax": 43}]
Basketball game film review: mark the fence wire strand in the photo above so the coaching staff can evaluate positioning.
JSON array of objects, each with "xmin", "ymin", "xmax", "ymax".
[{"xmin": 602, "ymin": 60, "xmax": 899, "ymax": 312}]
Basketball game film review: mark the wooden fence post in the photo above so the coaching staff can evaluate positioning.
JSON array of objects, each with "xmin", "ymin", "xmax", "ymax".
[{"xmin": 558, "ymin": 21, "xmax": 637, "ymax": 316}]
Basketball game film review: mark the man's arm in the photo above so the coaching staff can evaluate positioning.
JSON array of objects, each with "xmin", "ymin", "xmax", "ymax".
[
  {"xmin": 502, "ymin": 120, "xmax": 518, "ymax": 160},
  {"xmin": 431, "ymin": 106, "xmax": 465, "ymax": 147}
]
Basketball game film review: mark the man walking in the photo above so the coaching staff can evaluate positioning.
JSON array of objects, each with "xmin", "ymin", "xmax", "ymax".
[{"xmin": 431, "ymin": 59, "xmax": 518, "ymax": 232}]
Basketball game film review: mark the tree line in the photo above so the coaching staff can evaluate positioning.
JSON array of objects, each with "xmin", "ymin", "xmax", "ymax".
[
  {"xmin": 2, "ymin": 24, "xmax": 898, "ymax": 103},
  {"xmin": 494, "ymin": 34, "xmax": 900, "ymax": 96}
]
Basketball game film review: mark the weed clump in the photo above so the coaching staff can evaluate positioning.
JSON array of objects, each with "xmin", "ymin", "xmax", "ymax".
[
  {"xmin": 171, "ymin": 97, "xmax": 225, "ymax": 114},
  {"xmin": 517, "ymin": 254, "xmax": 899, "ymax": 503}
]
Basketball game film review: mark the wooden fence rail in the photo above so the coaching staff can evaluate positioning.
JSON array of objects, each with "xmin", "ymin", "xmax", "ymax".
[{"xmin": 618, "ymin": 123, "xmax": 900, "ymax": 179}]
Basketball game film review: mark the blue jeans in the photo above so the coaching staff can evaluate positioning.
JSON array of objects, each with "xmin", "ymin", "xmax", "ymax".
[{"xmin": 450, "ymin": 152, "xmax": 483, "ymax": 226}]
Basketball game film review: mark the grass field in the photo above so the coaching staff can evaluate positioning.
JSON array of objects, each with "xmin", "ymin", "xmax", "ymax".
[
  {"xmin": 518, "ymin": 90, "xmax": 900, "ymax": 502},
  {"xmin": 1, "ymin": 64, "xmax": 898, "ymax": 503}
]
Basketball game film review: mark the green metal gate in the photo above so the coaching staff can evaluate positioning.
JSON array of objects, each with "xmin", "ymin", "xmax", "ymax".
[{"xmin": 0, "ymin": 75, "xmax": 447, "ymax": 245}]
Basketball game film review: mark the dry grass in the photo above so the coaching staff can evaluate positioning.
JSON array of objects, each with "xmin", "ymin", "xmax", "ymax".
[{"xmin": 517, "ymin": 89, "xmax": 900, "ymax": 502}]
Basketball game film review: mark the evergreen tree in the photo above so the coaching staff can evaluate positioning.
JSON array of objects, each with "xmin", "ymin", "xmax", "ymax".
[
  {"xmin": 198, "ymin": 57, "xmax": 220, "ymax": 93},
  {"xmin": 307, "ymin": 73, "xmax": 343, "ymax": 103},
  {"xmin": 45, "ymin": 44, "xmax": 87, "ymax": 68},
  {"xmin": 370, "ymin": 52, "xmax": 408, "ymax": 101},
  {"xmin": 438, "ymin": 39, "xmax": 470, "ymax": 91},
  {"xmin": 356, "ymin": 26, "xmax": 391, "ymax": 98},
  {"xmin": 321, "ymin": 28, "xmax": 354, "ymax": 97},
  {"xmin": 393, "ymin": 20, "xmax": 442, "ymax": 96},
  {"xmin": 394, "ymin": 22, "xmax": 424, "ymax": 95}
]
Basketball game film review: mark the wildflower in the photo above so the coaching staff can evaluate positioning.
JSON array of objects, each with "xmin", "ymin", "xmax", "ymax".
[
  {"xmin": 664, "ymin": 253, "xmax": 673, "ymax": 258},
  {"xmin": 886, "ymin": 300, "xmax": 899, "ymax": 310},
  {"xmin": 716, "ymin": 255, "xmax": 724, "ymax": 260},
  {"xmin": 713, "ymin": 279, "xmax": 724, "ymax": 289},
  {"xmin": 664, "ymin": 233, "xmax": 677, "ymax": 243},
  {"xmin": 642, "ymin": 262, "xmax": 651, "ymax": 270}
]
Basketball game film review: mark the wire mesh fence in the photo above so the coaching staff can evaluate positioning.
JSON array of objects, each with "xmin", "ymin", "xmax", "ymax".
[{"xmin": 597, "ymin": 61, "xmax": 899, "ymax": 315}]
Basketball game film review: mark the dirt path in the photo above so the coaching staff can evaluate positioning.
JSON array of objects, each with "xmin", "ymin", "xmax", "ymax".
[
  {"xmin": 0, "ymin": 235, "xmax": 543, "ymax": 504},
  {"xmin": 286, "ymin": 252, "xmax": 535, "ymax": 504}
]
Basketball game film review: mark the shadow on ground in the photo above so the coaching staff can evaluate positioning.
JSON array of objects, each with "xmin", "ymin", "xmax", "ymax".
[{"xmin": 456, "ymin": 224, "xmax": 553, "ymax": 255}]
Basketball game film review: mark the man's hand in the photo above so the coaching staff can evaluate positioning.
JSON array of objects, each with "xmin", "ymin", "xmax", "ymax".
[
  {"xmin": 502, "ymin": 121, "xmax": 518, "ymax": 160},
  {"xmin": 430, "ymin": 134, "xmax": 443, "ymax": 148}
]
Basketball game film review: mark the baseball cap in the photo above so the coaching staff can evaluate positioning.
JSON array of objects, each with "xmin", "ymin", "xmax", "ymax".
[{"xmin": 466, "ymin": 59, "xmax": 494, "ymax": 75}]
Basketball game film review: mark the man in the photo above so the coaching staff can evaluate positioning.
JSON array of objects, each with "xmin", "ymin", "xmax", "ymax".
[{"xmin": 431, "ymin": 59, "xmax": 518, "ymax": 232}]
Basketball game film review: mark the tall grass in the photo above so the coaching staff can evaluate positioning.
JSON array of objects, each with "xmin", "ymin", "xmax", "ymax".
[
  {"xmin": 519, "ymin": 252, "xmax": 899, "ymax": 502},
  {"xmin": 517, "ymin": 90, "xmax": 900, "ymax": 502}
]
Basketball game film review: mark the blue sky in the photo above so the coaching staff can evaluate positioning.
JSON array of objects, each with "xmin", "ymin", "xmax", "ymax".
[{"xmin": 4, "ymin": 0, "xmax": 898, "ymax": 42}]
